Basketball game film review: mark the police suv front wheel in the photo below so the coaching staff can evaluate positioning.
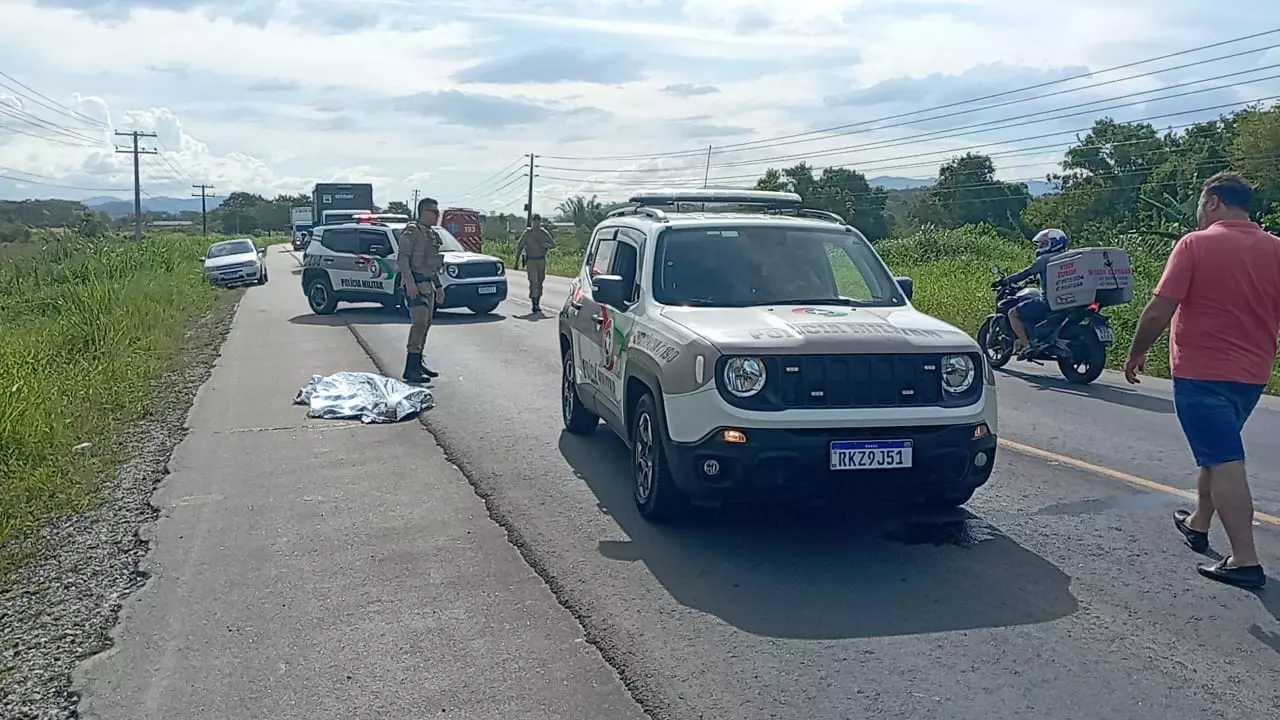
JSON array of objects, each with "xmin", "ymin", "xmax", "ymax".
[
  {"xmin": 561, "ymin": 351, "xmax": 598, "ymax": 435},
  {"xmin": 632, "ymin": 393, "xmax": 689, "ymax": 523},
  {"xmin": 307, "ymin": 277, "xmax": 337, "ymax": 315}
]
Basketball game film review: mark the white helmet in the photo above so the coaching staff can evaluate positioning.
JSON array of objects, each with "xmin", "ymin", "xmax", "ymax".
[{"xmin": 1033, "ymin": 228, "xmax": 1069, "ymax": 256}]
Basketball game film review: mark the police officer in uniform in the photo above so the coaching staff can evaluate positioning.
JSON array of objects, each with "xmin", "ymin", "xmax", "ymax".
[
  {"xmin": 514, "ymin": 214, "xmax": 556, "ymax": 312},
  {"xmin": 397, "ymin": 197, "xmax": 446, "ymax": 383}
]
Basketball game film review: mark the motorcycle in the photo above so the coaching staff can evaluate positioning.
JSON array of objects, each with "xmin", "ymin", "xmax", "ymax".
[{"xmin": 976, "ymin": 264, "xmax": 1114, "ymax": 384}]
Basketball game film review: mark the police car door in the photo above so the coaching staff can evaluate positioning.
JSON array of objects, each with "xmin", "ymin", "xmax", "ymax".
[
  {"xmin": 593, "ymin": 228, "xmax": 643, "ymax": 418},
  {"xmin": 319, "ymin": 228, "xmax": 362, "ymax": 291},
  {"xmin": 571, "ymin": 228, "xmax": 618, "ymax": 416},
  {"xmin": 356, "ymin": 228, "xmax": 396, "ymax": 298}
]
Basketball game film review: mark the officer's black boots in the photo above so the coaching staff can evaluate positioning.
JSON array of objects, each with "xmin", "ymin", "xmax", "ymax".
[
  {"xmin": 531, "ymin": 296, "xmax": 541, "ymax": 313},
  {"xmin": 403, "ymin": 352, "xmax": 430, "ymax": 383},
  {"xmin": 419, "ymin": 357, "xmax": 440, "ymax": 378}
]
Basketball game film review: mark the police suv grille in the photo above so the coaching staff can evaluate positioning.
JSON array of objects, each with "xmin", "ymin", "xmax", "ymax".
[
  {"xmin": 770, "ymin": 354, "xmax": 944, "ymax": 408},
  {"xmin": 453, "ymin": 261, "xmax": 500, "ymax": 279}
]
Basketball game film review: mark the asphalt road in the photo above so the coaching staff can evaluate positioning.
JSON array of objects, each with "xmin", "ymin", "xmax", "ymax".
[{"xmin": 310, "ymin": 260, "xmax": 1280, "ymax": 719}]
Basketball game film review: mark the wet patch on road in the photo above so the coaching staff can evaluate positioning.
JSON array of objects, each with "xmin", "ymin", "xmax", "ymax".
[{"xmin": 881, "ymin": 516, "xmax": 1002, "ymax": 547}]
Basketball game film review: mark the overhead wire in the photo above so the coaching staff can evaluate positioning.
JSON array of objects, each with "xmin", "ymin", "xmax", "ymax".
[
  {"xmin": 536, "ymin": 119, "xmax": 1242, "ymax": 189},
  {"xmin": 0, "ymin": 70, "xmax": 108, "ymax": 130},
  {"xmin": 449, "ymin": 156, "xmax": 528, "ymax": 202},
  {"xmin": 536, "ymin": 136, "xmax": 1268, "ymax": 205},
  {"xmin": 536, "ymin": 27, "xmax": 1280, "ymax": 162},
  {"xmin": 0, "ymin": 165, "xmax": 130, "ymax": 193},
  {"xmin": 540, "ymin": 77, "xmax": 1280, "ymax": 176}
]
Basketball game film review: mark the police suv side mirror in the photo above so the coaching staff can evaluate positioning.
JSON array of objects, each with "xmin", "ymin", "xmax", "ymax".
[
  {"xmin": 258, "ymin": 247, "xmax": 266, "ymax": 256},
  {"xmin": 592, "ymin": 274, "xmax": 629, "ymax": 309},
  {"xmin": 894, "ymin": 275, "xmax": 913, "ymax": 301}
]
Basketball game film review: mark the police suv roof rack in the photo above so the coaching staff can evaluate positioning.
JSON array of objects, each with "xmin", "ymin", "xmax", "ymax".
[
  {"xmin": 792, "ymin": 208, "xmax": 847, "ymax": 224},
  {"xmin": 606, "ymin": 205, "xmax": 668, "ymax": 222},
  {"xmin": 626, "ymin": 188, "xmax": 803, "ymax": 210}
]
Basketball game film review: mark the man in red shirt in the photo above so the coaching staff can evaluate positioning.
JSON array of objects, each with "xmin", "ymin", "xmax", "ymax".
[{"xmin": 1125, "ymin": 172, "xmax": 1278, "ymax": 589}]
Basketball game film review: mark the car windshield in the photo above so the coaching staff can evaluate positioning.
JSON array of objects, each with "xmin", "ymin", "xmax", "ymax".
[
  {"xmin": 653, "ymin": 224, "xmax": 905, "ymax": 308},
  {"xmin": 391, "ymin": 226, "xmax": 465, "ymax": 252},
  {"xmin": 207, "ymin": 240, "xmax": 255, "ymax": 258}
]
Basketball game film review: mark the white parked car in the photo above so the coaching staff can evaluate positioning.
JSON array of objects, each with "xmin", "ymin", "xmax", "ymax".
[{"xmin": 203, "ymin": 238, "xmax": 267, "ymax": 287}]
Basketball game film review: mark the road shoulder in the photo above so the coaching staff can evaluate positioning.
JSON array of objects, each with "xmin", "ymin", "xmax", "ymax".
[{"xmin": 70, "ymin": 247, "xmax": 646, "ymax": 720}]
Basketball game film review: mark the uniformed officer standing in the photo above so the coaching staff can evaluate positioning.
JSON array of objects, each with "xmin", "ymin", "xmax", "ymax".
[
  {"xmin": 514, "ymin": 214, "xmax": 556, "ymax": 312},
  {"xmin": 397, "ymin": 197, "xmax": 446, "ymax": 383}
]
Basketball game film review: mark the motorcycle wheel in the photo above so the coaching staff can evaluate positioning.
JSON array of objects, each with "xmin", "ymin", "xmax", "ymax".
[
  {"xmin": 977, "ymin": 316, "xmax": 1014, "ymax": 369},
  {"xmin": 1058, "ymin": 328, "xmax": 1107, "ymax": 384}
]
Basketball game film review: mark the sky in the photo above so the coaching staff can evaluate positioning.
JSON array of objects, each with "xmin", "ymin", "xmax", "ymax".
[{"xmin": 0, "ymin": 0, "xmax": 1278, "ymax": 212}]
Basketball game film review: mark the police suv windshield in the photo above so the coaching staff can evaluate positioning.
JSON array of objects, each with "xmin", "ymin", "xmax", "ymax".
[
  {"xmin": 206, "ymin": 239, "xmax": 255, "ymax": 258},
  {"xmin": 653, "ymin": 225, "xmax": 905, "ymax": 308},
  {"xmin": 390, "ymin": 225, "xmax": 465, "ymax": 252}
]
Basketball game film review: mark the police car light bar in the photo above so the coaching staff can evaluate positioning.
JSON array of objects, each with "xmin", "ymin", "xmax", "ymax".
[
  {"xmin": 354, "ymin": 213, "xmax": 409, "ymax": 223},
  {"xmin": 627, "ymin": 189, "xmax": 803, "ymax": 208}
]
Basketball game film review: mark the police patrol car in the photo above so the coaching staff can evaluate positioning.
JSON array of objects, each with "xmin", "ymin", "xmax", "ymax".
[
  {"xmin": 300, "ymin": 214, "xmax": 508, "ymax": 315},
  {"xmin": 557, "ymin": 189, "xmax": 998, "ymax": 522}
]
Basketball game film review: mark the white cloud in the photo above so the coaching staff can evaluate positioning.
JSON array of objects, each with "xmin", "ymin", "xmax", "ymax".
[{"xmin": 1, "ymin": 0, "xmax": 1276, "ymax": 212}]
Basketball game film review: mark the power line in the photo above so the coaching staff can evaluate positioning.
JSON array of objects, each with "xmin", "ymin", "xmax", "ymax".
[
  {"xmin": 538, "ymin": 27, "xmax": 1280, "ymax": 162},
  {"xmin": 543, "ymin": 76, "xmax": 1280, "ymax": 177},
  {"xmin": 0, "ymin": 165, "xmax": 130, "ymax": 192},
  {"xmin": 449, "ymin": 157, "xmax": 529, "ymax": 203},
  {"xmin": 452, "ymin": 157, "xmax": 526, "ymax": 194},
  {"xmin": 0, "ymin": 70, "xmax": 108, "ymax": 130},
  {"xmin": 536, "ymin": 135, "xmax": 1270, "ymax": 206},
  {"xmin": 536, "ymin": 93, "xmax": 1280, "ymax": 198},
  {"xmin": 0, "ymin": 103, "xmax": 102, "ymax": 146},
  {"xmin": 538, "ymin": 119, "xmax": 1237, "ymax": 189}
]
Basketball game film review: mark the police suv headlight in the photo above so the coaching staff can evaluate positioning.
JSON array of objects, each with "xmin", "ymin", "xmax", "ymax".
[
  {"xmin": 495, "ymin": 261, "xmax": 504, "ymax": 275},
  {"xmin": 722, "ymin": 357, "xmax": 766, "ymax": 397},
  {"xmin": 446, "ymin": 263, "xmax": 458, "ymax": 277},
  {"xmin": 941, "ymin": 354, "xmax": 976, "ymax": 393}
]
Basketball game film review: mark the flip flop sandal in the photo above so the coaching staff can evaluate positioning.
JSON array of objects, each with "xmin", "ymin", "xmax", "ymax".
[
  {"xmin": 1197, "ymin": 558, "xmax": 1266, "ymax": 590},
  {"xmin": 1173, "ymin": 509, "xmax": 1209, "ymax": 553}
]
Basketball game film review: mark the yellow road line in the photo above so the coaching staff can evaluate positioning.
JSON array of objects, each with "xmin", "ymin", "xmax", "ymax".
[{"xmin": 998, "ymin": 438, "xmax": 1280, "ymax": 527}]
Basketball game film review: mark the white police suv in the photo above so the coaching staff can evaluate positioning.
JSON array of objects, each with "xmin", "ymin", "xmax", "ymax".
[
  {"xmin": 557, "ymin": 190, "xmax": 998, "ymax": 522},
  {"xmin": 300, "ymin": 215, "xmax": 508, "ymax": 315}
]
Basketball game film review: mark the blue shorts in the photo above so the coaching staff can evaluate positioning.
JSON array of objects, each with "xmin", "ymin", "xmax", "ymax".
[
  {"xmin": 1172, "ymin": 377, "xmax": 1264, "ymax": 467},
  {"xmin": 1015, "ymin": 296, "xmax": 1050, "ymax": 325}
]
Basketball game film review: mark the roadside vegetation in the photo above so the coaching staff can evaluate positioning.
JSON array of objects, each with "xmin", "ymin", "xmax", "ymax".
[{"xmin": 0, "ymin": 231, "xmax": 234, "ymax": 569}]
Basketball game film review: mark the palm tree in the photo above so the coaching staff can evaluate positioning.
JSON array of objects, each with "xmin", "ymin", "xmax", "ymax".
[{"xmin": 555, "ymin": 195, "xmax": 607, "ymax": 229}]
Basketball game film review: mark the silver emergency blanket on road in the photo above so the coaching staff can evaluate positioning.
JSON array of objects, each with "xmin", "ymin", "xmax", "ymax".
[{"xmin": 293, "ymin": 371, "xmax": 434, "ymax": 423}]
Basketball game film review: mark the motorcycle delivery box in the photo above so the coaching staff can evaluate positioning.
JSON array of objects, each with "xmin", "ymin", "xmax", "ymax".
[{"xmin": 1044, "ymin": 247, "xmax": 1134, "ymax": 311}]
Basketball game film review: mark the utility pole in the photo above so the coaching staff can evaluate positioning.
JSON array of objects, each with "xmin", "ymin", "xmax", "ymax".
[
  {"xmin": 191, "ymin": 184, "xmax": 214, "ymax": 236},
  {"xmin": 525, "ymin": 153, "xmax": 535, "ymax": 227},
  {"xmin": 114, "ymin": 130, "xmax": 157, "ymax": 242},
  {"xmin": 411, "ymin": 189, "xmax": 420, "ymax": 214},
  {"xmin": 703, "ymin": 145, "xmax": 712, "ymax": 188}
]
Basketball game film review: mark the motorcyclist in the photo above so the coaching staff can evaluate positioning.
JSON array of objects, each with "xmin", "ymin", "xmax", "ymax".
[{"xmin": 997, "ymin": 228, "xmax": 1069, "ymax": 356}]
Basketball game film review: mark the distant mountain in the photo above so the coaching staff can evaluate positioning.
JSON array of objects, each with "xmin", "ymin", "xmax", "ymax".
[
  {"xmin": 868, "ymin": 176, "xmax": 934, "ymax": 190},
  {"xmin": 870, "ymin": 175, "xmax": 1058, "ymax": 197},
  {"xmin": 84, "ymin": 195, "xmax": 224, "ymax": 218}
]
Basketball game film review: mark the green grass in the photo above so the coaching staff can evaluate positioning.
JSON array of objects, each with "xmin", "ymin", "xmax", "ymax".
[
  {"xmin": 492, "ymin": 223, "xmax": 1280, "ymax": 393},
  {"xmin": 487, "ymin": 235, "xmax": 589, "ymax": 279},
  {"xmin": 0, "ymin": 232, "xmax": 233, "ymax": 567}
]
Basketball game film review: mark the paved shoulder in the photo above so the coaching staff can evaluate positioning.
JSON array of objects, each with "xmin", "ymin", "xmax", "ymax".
[{"xmin": 72, "ymin": 247, "xmax": 645, "ymax": 720}]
